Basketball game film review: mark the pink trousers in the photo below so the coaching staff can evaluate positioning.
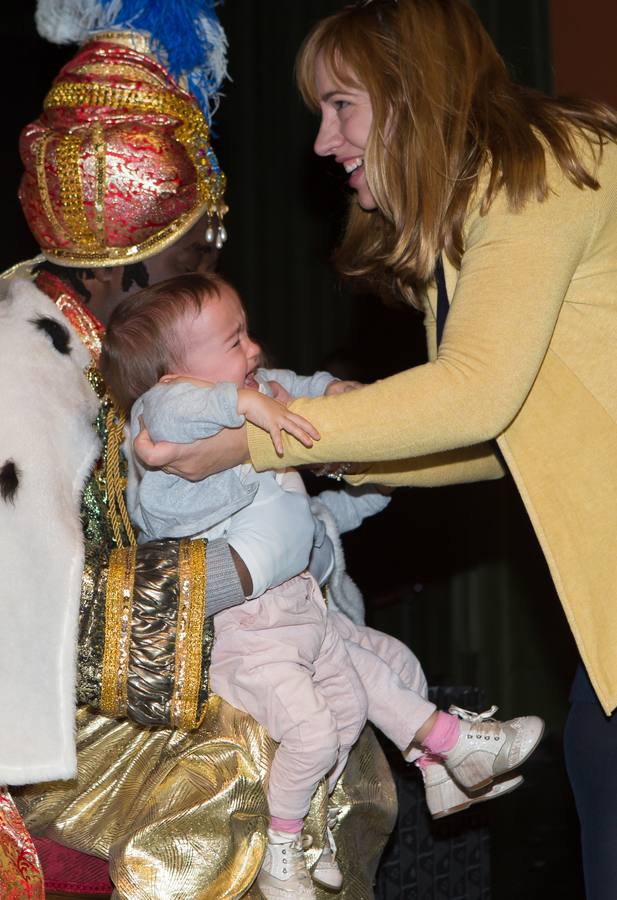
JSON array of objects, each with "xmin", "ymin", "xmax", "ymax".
[
  {"xmin": 211, "ymin": 575, "xmax": 436, "ymax": 820},
  {"xmin": 328, "ymin": 611, "xmax": 435, "ymax": 764}
]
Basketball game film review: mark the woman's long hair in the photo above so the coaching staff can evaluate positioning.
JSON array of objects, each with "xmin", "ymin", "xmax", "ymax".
[{"xmin": 297, "ymin": 0, "xmax": 617, "ymax": 305}]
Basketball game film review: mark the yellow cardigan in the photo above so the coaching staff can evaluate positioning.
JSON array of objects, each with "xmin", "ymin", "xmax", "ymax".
[{"xmin": 248, "ymin": 138, "xmax": 617, "ymax": 714}]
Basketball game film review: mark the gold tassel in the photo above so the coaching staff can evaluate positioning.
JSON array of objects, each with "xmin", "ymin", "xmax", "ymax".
[{"xmin": 105, "ymin": 403, "xmax": 136, "ymax": 547}]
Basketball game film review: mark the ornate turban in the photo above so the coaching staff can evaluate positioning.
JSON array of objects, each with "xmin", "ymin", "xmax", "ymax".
[{"xmin": 19, "ymin": 30, "xmax": 227, "ymax": 267}]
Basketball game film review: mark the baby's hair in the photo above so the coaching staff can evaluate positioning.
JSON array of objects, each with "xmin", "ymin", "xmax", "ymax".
[{"xmin": 100, "ymin": 271, "xmax": 228, "ymax": 411}]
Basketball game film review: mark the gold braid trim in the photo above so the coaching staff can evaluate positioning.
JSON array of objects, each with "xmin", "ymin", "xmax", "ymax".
[
  {"xmin": 55, "ymin": 133, "xmax": 97, "ymax": 247},
  {"xmin": 105, "ymin": 405, "xmax": 136, "ymax": 548},
  {"xmin": 36, "ymin": 133, "xmax": 68, "ymax": 242},
  {"xmin": 172, "ymin": 539, "xmax": 207, "ymax": 730},
  {"xmin": 92, "ymin": 122, "xmax": 107, "ymax": 247},
  {"xmin": 100, "ymin": 545, "xmax": 137, "ymax": 716}
]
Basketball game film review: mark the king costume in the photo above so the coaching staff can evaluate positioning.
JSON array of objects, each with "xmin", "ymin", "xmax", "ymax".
[{"xmin": 0, "ymin": 3, "xmax": 396, "ymax": 897}]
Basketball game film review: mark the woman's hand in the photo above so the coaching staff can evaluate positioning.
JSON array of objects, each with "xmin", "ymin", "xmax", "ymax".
[{"xmin": 134, "ymin": 418, "xmax": 250, "ymax": 481}]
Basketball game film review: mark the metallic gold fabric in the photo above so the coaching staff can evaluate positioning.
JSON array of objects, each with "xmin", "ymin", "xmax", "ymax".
[
  {"xmin": 76, "ymin": 533, "xmax": 216, "ymax": 728},
  {"xmin": 15, "ymin": 705, "xmax": 396, "ymax": 899},
  {"xmin": 125, "ymin": 539, "xmax": 214, "ymax": 728},
  {"xmin": 76, "ymin": 541, "xmax": 108, "ymax": 710}
]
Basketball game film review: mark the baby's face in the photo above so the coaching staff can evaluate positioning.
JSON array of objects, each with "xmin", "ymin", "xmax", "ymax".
[{"xmin": 174, "ymin": 284, "xmax": 261, "ymax": 389}]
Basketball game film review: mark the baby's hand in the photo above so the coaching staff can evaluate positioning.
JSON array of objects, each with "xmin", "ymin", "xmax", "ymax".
[
  {"xmin": 325, "ymin": 379, "xmax": 363, "ymax": 395},
  {"xmin": 266, "ymin": 380, "xmax": 294, "ymax": 406},
  {"xmin": 237, "ymin": 389, "xmax": 320, "ymax": 455}
]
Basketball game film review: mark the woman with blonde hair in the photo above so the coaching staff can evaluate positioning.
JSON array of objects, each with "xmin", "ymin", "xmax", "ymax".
[{"xmin": 136, "ymin": 2, "xmax": 617, "ymax": 895}]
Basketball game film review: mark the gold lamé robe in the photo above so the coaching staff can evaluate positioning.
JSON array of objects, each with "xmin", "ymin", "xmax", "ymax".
[{"xmin": 18, "ymin": 706, "xmax": 396, "ymax": 899}]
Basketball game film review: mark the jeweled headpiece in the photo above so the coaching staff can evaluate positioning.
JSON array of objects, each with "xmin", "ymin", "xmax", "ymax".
[{"xmin": 19, "ymin": 1, "xmax": 229, "ymax": 267}]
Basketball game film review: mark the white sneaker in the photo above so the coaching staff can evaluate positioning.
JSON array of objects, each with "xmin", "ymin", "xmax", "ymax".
[
  {"xmin": 443, "ymin": 705, "xmax": 544, "ymax": 792},
  {"xmin": 257, "ymin": 828, "xmax": 316, "ymax": 899},
  {"xmin": 312, "ymin": 807, "xmax": 343, "ymax": 891},
  {"xmin": 421, "ymin": 759, "xmax": 523, "ymax": 819}
]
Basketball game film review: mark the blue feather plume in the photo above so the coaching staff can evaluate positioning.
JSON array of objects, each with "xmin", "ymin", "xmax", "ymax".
[
  {"xmin": 36, "ymin": 0, "xmax": 228, "ymax": 123},
  {"xmin": 114, "ymin": 0, "xmax": 228, "ymax": 121}
]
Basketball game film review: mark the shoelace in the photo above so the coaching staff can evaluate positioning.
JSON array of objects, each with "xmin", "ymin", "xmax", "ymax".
[
  {"xmin": 449, "ymin": 705, "xmax": 499, "ymax": 722},
  {"xmin": 316, "ymin": 806, "xmax": 342, "ymax": 863},
  {"xmin": 321, "ymin": 825, "xmax": 337, "ymax": 859},
  {"xmin": 281, "ymin": 835, "xmax": 314, "ymax": 879},
  {"xmin": 449, "ymin": 705, "xmax": 503, "ymax": 742}
]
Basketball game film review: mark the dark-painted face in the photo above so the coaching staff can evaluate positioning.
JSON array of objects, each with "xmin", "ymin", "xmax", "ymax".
[
  {"xmin": 83, "ymin": 214, "xmax": 222, "ymax": 326},
  {"xmin": 143, "ymin": 215, "xmax": 220, "ymax": 284}
]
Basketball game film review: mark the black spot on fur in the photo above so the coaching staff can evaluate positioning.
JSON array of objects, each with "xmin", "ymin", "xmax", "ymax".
[
  {"xmin": 0, "ymin": 460, "xmax": 19, "ymax": 503},
  {"xmin": 32, "ymin": 316, "xmax": 71, "ymax": 355}
]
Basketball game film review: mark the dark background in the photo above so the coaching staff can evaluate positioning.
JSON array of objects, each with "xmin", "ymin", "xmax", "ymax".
[{"xmin": 3, "ymin": 2, "xmax": 616, "ymax": 897}]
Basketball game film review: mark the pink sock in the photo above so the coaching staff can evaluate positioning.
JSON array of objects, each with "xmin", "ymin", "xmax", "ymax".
[
  {"xmin": 421, "ymin": 711, "xmax": 460, "ymax": 757},
  {"xmin": 270, "ymin": 816, "xmax": 304, "ymax": 834}
]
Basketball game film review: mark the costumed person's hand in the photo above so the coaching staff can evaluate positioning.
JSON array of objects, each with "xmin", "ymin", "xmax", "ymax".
[
  {"xmin": 325, "ymin": 379, "xmax": 364, "ymax": 395},
  {"xmin": 237, "ymin": 389, "xmax": 320, "ymax": 456},
  {"xmin": 134, "ymin": 417, "xmax": 250, "ymax": 481}
]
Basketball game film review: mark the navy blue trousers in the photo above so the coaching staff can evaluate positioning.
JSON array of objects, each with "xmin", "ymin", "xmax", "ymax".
[{"xmin": 564, "ymin": 664, "xmax": 617, "ymax": 900}]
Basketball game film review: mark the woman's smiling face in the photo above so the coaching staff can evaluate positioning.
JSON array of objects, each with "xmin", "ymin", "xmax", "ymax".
[{"xmin": 312, "ymin": 53, "xmax": 376, "ymax": 211}]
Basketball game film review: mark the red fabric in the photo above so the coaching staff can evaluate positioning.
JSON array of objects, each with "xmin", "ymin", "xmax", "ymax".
[
  {"xmin": 32, "ymin": 837, "xmax": 112, "ymax": 895},
  {"xmin": 0, "ymin": 791, "xmax": 44, "ymax": 899}
]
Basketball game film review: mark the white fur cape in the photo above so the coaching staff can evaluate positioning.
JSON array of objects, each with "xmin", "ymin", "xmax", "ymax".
[{"xmin": 0, "ymin": 279, "xmax": 100, "ymax": 784}]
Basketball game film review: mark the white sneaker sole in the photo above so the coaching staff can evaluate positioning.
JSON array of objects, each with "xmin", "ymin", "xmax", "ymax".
[
  {"xmin": 431, "ymin": 773, "xmax": 524, "ymax": 819},
  {"xmin": 313, "ymin": 874, "xmax": 343, "ymax": 891}
]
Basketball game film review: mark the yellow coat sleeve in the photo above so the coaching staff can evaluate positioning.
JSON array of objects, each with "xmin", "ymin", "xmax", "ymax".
[
  {"xmin": 346, "ymin": 444, "xmax": 505, "ymax": 488},
  {"xmin": 248, "ymin": 151, "xmax": 600, "ymax": 486}
]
